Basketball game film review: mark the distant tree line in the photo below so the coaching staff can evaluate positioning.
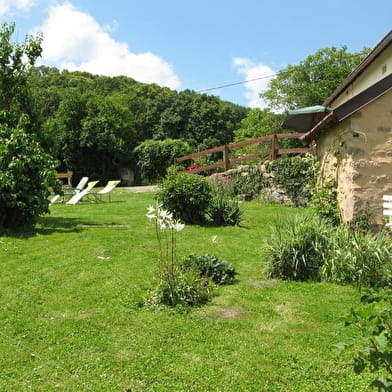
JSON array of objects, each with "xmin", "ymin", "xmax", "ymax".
[{"xmin": 28, "ymin": 67, "xmax": 249, "ymax": 183}]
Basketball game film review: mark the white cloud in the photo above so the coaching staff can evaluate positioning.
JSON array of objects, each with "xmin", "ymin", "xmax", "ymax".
[
  {"xmin": 36, "ymin": 2, "xmax": 181, "ymax": 89},
  {"xmin": 0, "ymin": 0, "xmax": 36, "ymax": 15},
  {"xmin": 233, "ymin": 57, "xmax": 275, "ymax": 109}
]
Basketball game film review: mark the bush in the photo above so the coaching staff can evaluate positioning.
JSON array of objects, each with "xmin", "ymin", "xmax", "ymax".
[
  {"xmin": 181, "ymin": 254, "xmax": 237, "ymax": 285},
  {"xmin": 148, "ymin": 270, "xmax": 214, "ymax": 307},
  {"xmin": 231, "ymin": 165, "xmax": 266, "ymax": 198},
  {"xmin": 207, "ymin": 194, "xmax": 243, "ymax": 226},
  {"xmin": 0, "ymin": 126, "xmax": 60, "ymax": 229},
  {"xmin": 341, "ymin": 284, "xmax": 392, "ymax": 391},
  {"xmin": 268, "ymin": 154, "xmax": 316, "ymax": 206},
  {"xmin": 321, "ymin": 225, "xmax": 392, "ymax": 287},
  {"xmin": 265, "ymin": 214, "xmax": 329, "ymax": 281},
  {"xmin": 134, "ymin": 139, "xmax": 192, "ymax": 183},
  {"xmin": 310, "ymin": 180, "xmax": 341, "ymax": 225},
  {"xmin": 265, "ymin": 213, "xmax": 392, "ymax": 287},
  {"xmin": 156, "ymin": 169, "xmax": 212, "ymax": 224}
]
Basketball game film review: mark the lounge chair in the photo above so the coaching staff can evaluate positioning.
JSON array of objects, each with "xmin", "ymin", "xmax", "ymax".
[
  {"xmin": 90, "ymin": 180, "xmax": 121, "ymax": 202},
  {"xmin": 51, "ymin": 176, "xmax": 89, "ymax": 204},
  {"xmin": 66, "ymin": 181, "xmax": 99, "ymax": 205},
  {"xmin": 65, "ymin": 176, "xmax": 89, "ymax": 195}
]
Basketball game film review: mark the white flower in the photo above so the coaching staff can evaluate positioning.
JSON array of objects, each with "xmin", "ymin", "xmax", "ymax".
[
  {"xmin": 146, "ymin": 213, "xmax": 156, "ymax": 220},
  {"xmin": 211, "ymin": 235, "xmax": 217, "ymax": 243},
  {"xmin": 172, "ymin": 221, "xmax": 185, "ymax": 232},
  {"xmin": 159, "ymin": 209, "xmax": 173, "ymax": 220},
  {"xmin": 158, "ymin": 220, "xmax": 167, "ymax": 230},
  {"xmin": 147, "ymin": 205, "xmax": 155, "ymax": 214}
]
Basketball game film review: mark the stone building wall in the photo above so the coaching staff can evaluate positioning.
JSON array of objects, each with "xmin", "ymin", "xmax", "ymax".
[{"xmin": 316, "ymin": 89, "xmax": 392, "ymax": 224}]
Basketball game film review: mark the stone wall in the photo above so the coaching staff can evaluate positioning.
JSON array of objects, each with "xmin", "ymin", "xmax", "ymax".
[
  {"xmin": 207, "ymin": 162, "xmax": 293, "ymax": 205},
  {"xmin": 316, "ymin": 89, "xmax": 392, "ymax": 224}
]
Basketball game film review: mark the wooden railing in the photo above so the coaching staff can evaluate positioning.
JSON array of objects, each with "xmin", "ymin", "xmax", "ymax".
[{"xmin": 174, "ymin": 133, "xmax": 312, "ymax": 174}]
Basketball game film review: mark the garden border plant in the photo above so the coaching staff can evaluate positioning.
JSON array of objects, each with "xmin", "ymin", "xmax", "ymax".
[{"xmin": 146, "ymin": 204, "xmax": 213, "ymax": 307}]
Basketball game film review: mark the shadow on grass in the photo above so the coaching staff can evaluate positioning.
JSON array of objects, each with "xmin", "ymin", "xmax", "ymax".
[{"xmin": 0, "ymin": 216, "xmax": 102, "ymax": 238}]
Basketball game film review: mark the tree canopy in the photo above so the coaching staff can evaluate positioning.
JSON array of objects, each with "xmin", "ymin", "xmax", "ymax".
[
  {"xmin": 261, "ymin": 46, "xmax": 370, "ymax": 110},
  {"xmin": 0, "ymin": 22, "xmax": 59, "ymax": 229},
  {"xmin": 28, "ymin": 66, "xmax": 248, "ymax": 182}
]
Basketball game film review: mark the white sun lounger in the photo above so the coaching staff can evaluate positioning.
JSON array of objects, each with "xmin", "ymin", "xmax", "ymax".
[{"xmin": 66, "ymin": 181, "xmax": 99, "ymax": 205}]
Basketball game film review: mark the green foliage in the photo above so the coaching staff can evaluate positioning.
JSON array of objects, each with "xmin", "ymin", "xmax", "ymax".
[
  {"xmin": 231, "ymin": 166, "xmax": 266, "ymax": 198},
  {"xmin": 146, "ymin": 204, "xmax": 213, "ymax": 308},
  {"xmin": 148, "ymin": 269, "xmax": 214, "ymax": 308},
  {"xmin": 0, "ymin": 22, "xmax": 42, "ymax": 133},
  {"xmin": 28, "ymin": 69, "xmax": 248, "ymax": 181},
  {"xmin": 269, "ymin": 154, "xmax": 317, "ymax": 206},
  {"xmin": 0, "ymin": 126, "xmax": 59, "ymax": 228},
  {"xmin": 262, "ymin": 46, "xmax": 370, "ymax": 110},
  {"xmin": 266, "ymin": 213, "xmax": 392, "ymax": 287},
  {"xmin": 310, "ymin": 180, "xmax": 341, "ymax": 225},
  {"xmin": 266, "ymin": 214, "xmax": 329, "ymax": 281},
  {"xmin": 207, "ymin": 193, "xmax": 243, "ymax": 226},
  {"xmin": 156, "ymin": 169, "xmax": 212, "ymax": 224},
  {"xmin": 181, "ymin": 254, "xmax": 237, "ymax": 285},
  {"xmin": 342, "ymin": 285, "xmax": 392, "ymax": 390},
  {"xmin": 234, "ymin": 108, "xmax": 284, "ymax": 141},
  {"xmin": 351, "ymin": 202, "xmax": 374, "ymax": 233},
  {"xmin": 321, "ymin": 225, "xmax": 392, "ymax": 287},
  {"xmin": 134, "ymin": 138, "xmax": 192, "ymax": 182}
]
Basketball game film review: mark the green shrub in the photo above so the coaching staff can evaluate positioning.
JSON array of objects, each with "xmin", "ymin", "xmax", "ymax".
[
  {"xmin": 134, "ymin": 139, "xmax": 192, "ymax": 183},
  {"xmin": 156, "ymin": 169, "xmax": 212, "ymax": 224},
  {"xmin": 341, "ymin": 284, "xmax": 392, "ymax": 390},
  {"xmin": 310, "ymin": 180, "xmax": 341, "ymax": 225},
  {"xmin": 148, "ymin": 270, "xmax": 214, "ymax": 307},
  {"xmin": 268, "ymin": 154, "xmax": 316, "ymax": 206},
  {"xmin": 0, "ymin": 126, "xmax": 60, "ymax": 229},
  {"xmin": 321, "ymin": 225, "xmax": 392, "ymax": 287},
  {"xmin": 207, "ymin": 194, "xmax": 243, "ymax": 226},
  {"xmin": 231, "ymin": 165, "xmax": 266, "ymax": 198},
  {"xmin": 265, "ymin": 214, "xmax": 329, "ymax": 281},
  {"xmin": 181, "ymin": 254, "xmax": 237, "ymax": 285},
  {"xmin": 350, "ymin": 202, "xmax": 374, "ymax": 233}
]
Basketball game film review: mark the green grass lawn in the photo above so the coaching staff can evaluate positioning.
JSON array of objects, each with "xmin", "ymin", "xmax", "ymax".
[{"xmin": 0, "ymin": 190, "xmax": 372, "ymax": 391}]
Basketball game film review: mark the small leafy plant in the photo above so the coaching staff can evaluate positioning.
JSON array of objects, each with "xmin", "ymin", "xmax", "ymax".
[
  {"xmin": 207, "ymin": 194, "xmax": 243, "ymax": 226},
  {"xmin": 339, "ymin": 284, "xmax": 392, "ymax": 391},
  {"xmin": 181, "ymin": 254, "xmax": 237, "ymax": 285},
  {"xmin": 310, "ymin": 180, "xmax": 341, "ymax": 225},
  {"xmin": 146, "ymin": 204, "xmax": 212, "ymax": 307}
]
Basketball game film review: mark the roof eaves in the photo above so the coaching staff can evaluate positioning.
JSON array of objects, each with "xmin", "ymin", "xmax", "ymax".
[
  {"xmin": 300, "ymin": 112, "xmax": 336, "ymax": 141},
  {"xmin": 324, "ymin": 30, "xmax": 392, "ymax": 107}
]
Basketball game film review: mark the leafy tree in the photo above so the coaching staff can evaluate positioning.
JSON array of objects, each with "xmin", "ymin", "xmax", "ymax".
[
  {"xmin": 0, "ymin": 22, "xmax": 42, "ymax": 132},
  {"xmin": 262, "ymin": 46, "xmax": 370, "ymax": 110},
  {"xmin": 234, "ymin": 108, "xmax": 283, "ymax": 141},
  {"xmin": 28, "ymin": 66, "xmax": 248, "ymax": 183},
  {"xmin": 0, "ymin": 23, "xmax": 60, "ymax": 229},
  {"xmin": 0, "ymin": 125, "xmax": 59, "ymax": 229},
  {"xmin": 134, "ymin": 139, "xmax": 192, "ymax": 182}
]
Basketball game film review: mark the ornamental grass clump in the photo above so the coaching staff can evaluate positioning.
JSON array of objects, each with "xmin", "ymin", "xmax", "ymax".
[
  {"xmin": 146, "ymin": 204, "xmax": 213, "ymax": 307},
  {"xmin": 265, "ymin": 214, "xmax": 330, "ymax": 281},
  {"xmin": 321, "ymin": 225, "xmax": 392, "ymax": 287}
]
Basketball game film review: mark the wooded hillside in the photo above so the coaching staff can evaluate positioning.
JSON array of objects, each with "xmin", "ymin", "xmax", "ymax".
[{"xmin": 28, "ymin": 66, "xmax": 249, "ymax": 183}]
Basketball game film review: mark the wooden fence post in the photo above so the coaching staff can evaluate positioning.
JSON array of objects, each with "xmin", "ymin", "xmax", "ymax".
[
  {"xmin": 271, "ymin": 134, "xmax": 278, "ymax": 160},
  {"xmin": 223, "ymin": 145, "xmax": 230, "ymax": 171}
]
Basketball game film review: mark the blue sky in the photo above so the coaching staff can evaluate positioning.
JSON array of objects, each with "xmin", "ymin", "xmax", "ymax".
[{"xmin": 2, "ymin": 0, "xmax": 391, "ymax": 108}]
